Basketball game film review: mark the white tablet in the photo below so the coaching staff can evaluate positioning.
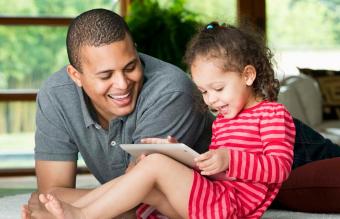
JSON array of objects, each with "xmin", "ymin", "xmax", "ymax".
[
  {"xmin": 120, "ymin": 143, "xmax": 199, "ymax": 168},
  {"xmin": 120, "ymin": 143, "xmax": 227, "ymax": 181}
]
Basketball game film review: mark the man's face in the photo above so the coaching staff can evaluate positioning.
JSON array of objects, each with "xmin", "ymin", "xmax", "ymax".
[{"xmin": 68, "ymin": 36, "xmax": 143, "ymax": 122}]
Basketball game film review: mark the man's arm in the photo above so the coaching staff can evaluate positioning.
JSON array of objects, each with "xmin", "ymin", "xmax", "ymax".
[
  {"xmin": 22, "ymin": 161, "xmax": 91, "ymax": 219},
  {"xmin": 35, "ymin": 160, "xmax": 90, "ymax": 202}
]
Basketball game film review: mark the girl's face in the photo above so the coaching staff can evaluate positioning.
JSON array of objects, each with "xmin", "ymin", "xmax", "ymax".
[{"xmin": 191, "ymin": 56, "xmax": 257, "ymax": 119}]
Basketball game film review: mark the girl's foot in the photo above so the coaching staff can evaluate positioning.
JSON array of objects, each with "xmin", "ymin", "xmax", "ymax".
[{"xmin": 39, "ymin": 194, "xmax": 85, "ymax": 219}]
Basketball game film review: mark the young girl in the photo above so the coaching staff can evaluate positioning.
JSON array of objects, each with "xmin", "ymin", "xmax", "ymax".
[{"xmin": 37, "ymin": 22, "xmax": 295, "ymax": 219}]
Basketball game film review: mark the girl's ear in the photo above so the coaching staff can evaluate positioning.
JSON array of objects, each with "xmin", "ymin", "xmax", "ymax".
[
  {"xmin": 67, "ymin": 64, "xmax": 83, "ymax": 87},
  {"xmin": 243, "ymin": 65, "xmax": 256, "ymax": 86}
]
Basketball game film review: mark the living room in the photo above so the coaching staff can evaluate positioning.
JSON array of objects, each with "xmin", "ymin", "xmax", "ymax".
[{"xmin": 0, "ymin": 0, "xmax": 339, "ymax": 218}]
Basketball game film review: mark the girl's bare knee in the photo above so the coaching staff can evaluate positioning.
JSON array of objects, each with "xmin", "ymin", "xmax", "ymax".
[{"xmin": 137, "ymin": 153, "xmax": 173, "ymax": 173}]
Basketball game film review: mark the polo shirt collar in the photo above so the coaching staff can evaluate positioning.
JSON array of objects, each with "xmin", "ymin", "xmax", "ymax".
[{"xmin": 77, "ymin": 86, "xmax": 97, "ymax": 128}]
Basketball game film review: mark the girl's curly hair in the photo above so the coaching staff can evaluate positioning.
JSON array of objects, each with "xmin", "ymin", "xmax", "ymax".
[{"xmin": 184, "ymin": 22, "xmax": 280, "ymax": 101}]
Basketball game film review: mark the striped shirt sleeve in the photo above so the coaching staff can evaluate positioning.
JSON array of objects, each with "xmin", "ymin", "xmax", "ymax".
[{"xmin": 226, "ymin": 106, "xmax": 295, "ymax": 184}]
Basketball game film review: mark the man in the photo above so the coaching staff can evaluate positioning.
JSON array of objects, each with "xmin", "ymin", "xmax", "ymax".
[{"xmin": 22, "ymin": 8, "xmax": 213, "ymax": 218}]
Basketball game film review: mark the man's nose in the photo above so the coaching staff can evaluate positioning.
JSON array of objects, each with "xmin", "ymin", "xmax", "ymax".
[{"xmin": 113, "ymin": 72, "xmax": 128, "ymax": 89}]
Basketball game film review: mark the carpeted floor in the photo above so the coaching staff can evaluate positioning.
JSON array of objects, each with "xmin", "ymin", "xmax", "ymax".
[
  {"xmin": 0, "ymin": 175, "xmax": 339, "ymax": 219},
  {"xmin": 1, "ymin": 193, "xmax": 340, "ymax": 219}
]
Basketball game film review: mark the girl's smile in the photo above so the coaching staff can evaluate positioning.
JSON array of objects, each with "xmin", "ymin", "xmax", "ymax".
[{"xmin": 190, "ymin": 56, "xmax": 257, "ymax": 119}]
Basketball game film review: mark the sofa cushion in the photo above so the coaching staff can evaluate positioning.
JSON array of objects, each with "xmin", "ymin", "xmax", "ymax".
[
  {"xmin": 299, "ymin": 68, "xmax": 340, "ymax": 120},
  {"xmin": 275, "ymin": 157, "xmax": 340, "ymax": 213}
]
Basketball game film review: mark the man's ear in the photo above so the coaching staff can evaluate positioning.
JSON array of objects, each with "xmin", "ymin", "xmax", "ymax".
[
  {"xmin": 243, "ymin": 65, "xmax": 256, "ymax": 86},
  {"xmin": 67, "ymin": 64, "xmax": 82, "ymax": 87}
]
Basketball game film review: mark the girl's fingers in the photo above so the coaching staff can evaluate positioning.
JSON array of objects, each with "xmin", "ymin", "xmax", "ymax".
[
  {"xmin": 201, "ymin": 166, "xmax": 220, "ymax": 175},
  {"xmin": 201, "ymin": 163, "xmax": 217, "ymax": 172},
  {"xmin": 194, "ymin": 151, "xmax": 212, "ymax": 162},
  {"xmin": 198, "ymin": 161, "xmax": 218, "ymax": 175},
  {"xmin": 196, "ymin": 158, "xmax": 215, "ymax": 169}
]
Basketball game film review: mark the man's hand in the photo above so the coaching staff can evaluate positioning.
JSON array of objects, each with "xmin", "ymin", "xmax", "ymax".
[
  {"xmin": 141, "ymin": 136, "xmax": 178, "ymax": 144},
  {"xmin": 21, "ymin": 205, "xmax": 30, "ymax": 219},
  {"xmin": 194, "ymin": 148, "xmax": 229, "ymax": 176}
]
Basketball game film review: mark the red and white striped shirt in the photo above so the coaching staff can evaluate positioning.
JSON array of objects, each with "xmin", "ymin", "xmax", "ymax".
[
  {"xmin": 189, "ymin": 101, "xmax": 295, "ymax": 218},
  {"xmin": 137, "ymin": 101, "xmax": 295, "ymax": 219}
]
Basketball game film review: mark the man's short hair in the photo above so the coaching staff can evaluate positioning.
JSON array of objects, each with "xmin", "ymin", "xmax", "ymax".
[{"xmin": 66, "ymin": 8, "xmax": 132, "ymax": 71}]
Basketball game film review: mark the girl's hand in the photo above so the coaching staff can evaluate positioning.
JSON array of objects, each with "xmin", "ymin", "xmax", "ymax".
[
  {"xmin": 194, "ymin": 148, "xmax": 229, "ymax": 176},
  {"xmin": 141, "ymin": 136, "xmax": 178, "ymax": 144}
]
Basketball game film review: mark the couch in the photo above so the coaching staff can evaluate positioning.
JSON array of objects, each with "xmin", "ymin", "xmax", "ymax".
[
  {"xmin": 278, "ymin": 74, "xmax": 340, "ymax": 144},
  {"xmin": 276, "ymin": 74, "xmax": 340, "ymax": 215}
]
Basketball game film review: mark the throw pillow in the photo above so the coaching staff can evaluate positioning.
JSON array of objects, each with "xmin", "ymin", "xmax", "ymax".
[
  {"xmin": 299, "ymin": 68, "xmax": 340, "ymax": 120},
  {"xmin": 274, "ymin": 157, "xmax": 340, "ymax": 213}
]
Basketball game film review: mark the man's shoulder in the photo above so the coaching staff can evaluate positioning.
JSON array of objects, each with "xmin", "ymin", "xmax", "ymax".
[
  {"xmin": 38, "ymin": 66, "xmax": 78, "ymax": 105},
  {"xmin": 39, "ymin": 66, "xmax": 75, "ymax": 93},
  {"xmin": 140, "ymin": 53, "xmax": 194, "ymax": 94}
]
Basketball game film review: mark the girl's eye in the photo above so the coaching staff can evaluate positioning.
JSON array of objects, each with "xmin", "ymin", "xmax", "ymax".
[{"xmin": 215, "ymin": 87, "xmax": 224, "ymax": 92}]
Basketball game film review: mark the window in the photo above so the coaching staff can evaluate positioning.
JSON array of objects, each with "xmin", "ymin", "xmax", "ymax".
[
  {"xmin": 266, "ymin": 0, "xmax": 340, "ymax": 79},
  {"xmin": 0, "ymin": 0, "xmax": 120, "ymax": 170}
]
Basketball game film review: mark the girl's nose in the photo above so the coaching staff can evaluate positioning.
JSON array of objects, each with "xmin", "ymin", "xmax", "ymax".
[{"xmin": 207, "ymin": 93, "xmax": 218, "ymax": 105}]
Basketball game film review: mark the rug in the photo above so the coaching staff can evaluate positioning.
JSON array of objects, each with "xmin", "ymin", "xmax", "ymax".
[{"xmin": 1, "ymin": 193, "xmax": 340, "ymax": 219}]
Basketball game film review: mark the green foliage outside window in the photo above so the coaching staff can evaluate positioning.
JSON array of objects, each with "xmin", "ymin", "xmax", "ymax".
[
  {"xmin": 267, "ymin": 0, "xmax": 340, "ymax": 49},
  {"xmin": 126, "ymin": 0, "xmax": 202, "ymax": 70},
  {"xmin": 126, "ymin": 0, "xmax": 236, "ymax": 70},
  {"xmin": 0, "ymin": 0, "xmax": 117, "ymax": 89}
]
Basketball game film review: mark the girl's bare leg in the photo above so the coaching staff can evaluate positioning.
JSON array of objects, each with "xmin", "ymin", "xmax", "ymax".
[
  {"xmin": 42, "ymin": 153, "xmax": 194, "ymax": 219},
  {"xmin": 73, "ymin": 175, "xmax": 181, "ymax": 218},
  {"xmin": 71, "ymin": 176, "xmax": 123, "ymax": 207}
]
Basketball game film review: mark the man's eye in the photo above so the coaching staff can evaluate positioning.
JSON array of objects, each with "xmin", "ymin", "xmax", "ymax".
[
  {"xmin": 124, "ymin": 67, "xmax": 135, "ymax": 73},
  {"xmin": 100, "ymin": 74, "xmax": 111, "ymax": 80}
]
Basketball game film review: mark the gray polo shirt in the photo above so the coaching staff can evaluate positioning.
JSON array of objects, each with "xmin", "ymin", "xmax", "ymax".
[{"xmin": 35, "ymin": 53, "xmax": 214, "ymax": 184}]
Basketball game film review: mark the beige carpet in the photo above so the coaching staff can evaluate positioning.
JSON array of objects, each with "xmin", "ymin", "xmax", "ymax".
[
  {"xmin": 1, "ymin": 193, "xmax": 340, "ymax": 219},
  {"xmin": 0, "ymin": 175, "xmax": 339, "ymax": 219}
]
